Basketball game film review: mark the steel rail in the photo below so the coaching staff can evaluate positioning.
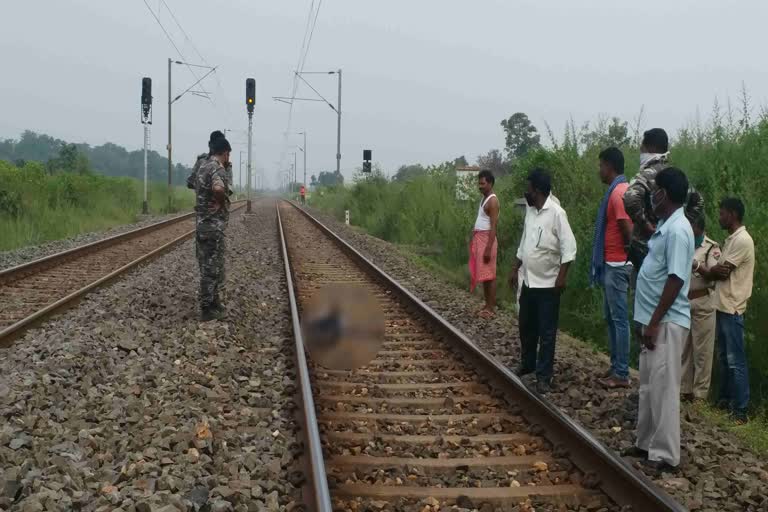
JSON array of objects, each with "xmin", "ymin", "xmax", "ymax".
[
  {"xmin": 283, "ymin": 200, "xmax": 685, "ymax": 512},
  {"xmin": 275, "ymin": 203, "xmax": 333, "ymax": 512},
  {"xmin": 0, "ymin": 212, "xmax": 196, "ymax": 285},
  {"xmin": 0, "ymin": 201, "xmax": 246, "ymax": 346}
]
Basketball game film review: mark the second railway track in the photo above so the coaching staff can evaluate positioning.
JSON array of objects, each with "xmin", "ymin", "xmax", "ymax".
[
  {"xmin": 0, "ymin": 201, "xmax": 245, "ymax": 345},
  {"xmin": 278, "ymin": 201, "xmax": 685, "ymax": 512}
]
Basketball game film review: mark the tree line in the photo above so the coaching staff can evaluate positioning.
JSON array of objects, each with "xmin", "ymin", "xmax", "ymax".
[
  {"xmin": 388, "ymin": 112, "xmax": 635, "ymax": 182},
  {"xmin": 0, "ymin": 130, "xmax": 192, "ymax": 184}
]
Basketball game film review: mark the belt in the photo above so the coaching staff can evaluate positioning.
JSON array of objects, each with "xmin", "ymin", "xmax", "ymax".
[{"xmin": 688, "ymin": 288, "xmax": 711, "ymax": 300}]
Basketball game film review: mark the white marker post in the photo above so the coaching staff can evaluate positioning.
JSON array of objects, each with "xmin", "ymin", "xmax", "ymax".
[{"xmin": 345, "ymin": 210, "xmax": 350, "ymax": 225}]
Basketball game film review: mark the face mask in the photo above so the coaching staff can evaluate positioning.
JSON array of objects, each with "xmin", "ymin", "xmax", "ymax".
[
  {"xmin": 695, "ymin": 234, "xmax": 705, "ymax": 248},
  {"xmin": 524, "ymin": 192, "xmax": 536, "ymax": 207},
  {"xmin": 640, "ymin": 153, "xmax": 656, "ymax": 167}
]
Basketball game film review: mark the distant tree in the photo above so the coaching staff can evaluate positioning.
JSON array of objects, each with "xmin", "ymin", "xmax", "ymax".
[
  {"xmin": 310, "ymin": 174, "xmax": 318, "ymax": 187},
  {"xmin": 14, "ymin": 130, "xmax": 65, "ymax": 162},
  {"xmin": 318, "ymin": 171, "xmax": 344, "ymax": 187},
  {"xmin": 501, "ymin": 113, "xmax": 541, "ymax": 159},
  {"xmin": 580, "ymin": 116, "xmax": 631, "ymax": 150},
  {"xmin": 0, "ymin": 130, "xmax": 192, "ymax": 182},
  {"xmin": 393, "ymin": 164, "xmax": 427, "ymax": 182},
  {"xmin": 46, "ymin": 144, "xmax": 91, "ymax": 175},
  {"xmin": 476, "ymin": 149, "xmax": 509, "ymax": 177},
  {"xmin": 453, "ymin": 155, "xmax": 469, "ymax": 167}
]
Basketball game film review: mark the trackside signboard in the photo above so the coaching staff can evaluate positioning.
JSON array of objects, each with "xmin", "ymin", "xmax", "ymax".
[{"xmin": 455, "ymin": 166, "xmax": 480, "ymax": 201}]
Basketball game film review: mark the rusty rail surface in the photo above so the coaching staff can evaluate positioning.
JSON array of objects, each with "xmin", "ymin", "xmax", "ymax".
[
  {"xmin": 0, "ymin": 202, "xmax": 246, "ymax": 345},
  {"xmin": 278, "ymin": 200, "xmax": 685, "ymax": 512}
]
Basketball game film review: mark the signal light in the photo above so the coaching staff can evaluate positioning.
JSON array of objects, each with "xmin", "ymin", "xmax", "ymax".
[
  {"xmin": 363, "ymin": 149, "xmax": 372, "ymax": 172},
  {"xmin": 141, "ymin": 77, "xmax": 152, "ymax": 122},
  {"xmin": 246, "ymin": 78, "xmax": 255, "ymax": 113},
  {"xmin": 141, "ymin": 77, "xmax": 152, "ymax": 107}
]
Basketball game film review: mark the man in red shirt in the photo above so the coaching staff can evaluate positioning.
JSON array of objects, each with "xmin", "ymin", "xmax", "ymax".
[
  {"xmin": 590, "ymin": 147, "xmax": 633, "ymax": 387},
  {"xmin": 300, "ymin": 185, "xmax": 306, "ymax": 205}
]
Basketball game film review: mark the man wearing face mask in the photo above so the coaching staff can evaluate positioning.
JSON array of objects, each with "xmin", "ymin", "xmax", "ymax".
[
  {"xmin": 194, "ymin": 136, "xmax": 232, "ymax": 321},
  {"xmin": 624, "ymin": 167, "xmax": 694, "ymax": 471},
  {"xmin": 680, "ymin": 216, "xmax": 720, "ymax": 404},
  {"xmin": 623, "ymin": 128, "xmax": 704, "ymax": 269},
  {"xmin": 509, "ymin": 168, "xmax": 577, "ymax": 394}
]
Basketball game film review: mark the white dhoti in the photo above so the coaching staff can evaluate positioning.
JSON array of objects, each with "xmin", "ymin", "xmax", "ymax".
[{"xmin": 636, "ymin": 322, "xmax": 688, "ymax": 467}]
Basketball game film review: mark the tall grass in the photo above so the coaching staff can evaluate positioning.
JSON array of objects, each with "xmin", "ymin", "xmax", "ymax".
[
  {"xmin": 313, "ymin": 115, "xmax": 768, "ymax": 417},
  {"xmin": 0, "ymin": 161, "xmax": 195, "ymax": 251}
]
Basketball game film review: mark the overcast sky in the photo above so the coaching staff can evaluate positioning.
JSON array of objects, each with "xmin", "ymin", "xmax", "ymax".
[{"xmin": 2, "ymin": 0, "xmax": 767, "ymax": 188}]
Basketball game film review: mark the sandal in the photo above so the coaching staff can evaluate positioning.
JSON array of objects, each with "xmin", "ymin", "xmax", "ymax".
[{"xmin": 478, "ymin": 309, "xmax": 496, "ymax": 319}]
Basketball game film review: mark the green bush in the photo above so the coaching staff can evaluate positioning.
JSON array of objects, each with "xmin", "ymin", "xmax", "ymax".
[{"xmin": 0, "ymin": 161, "xmax": 195, "ymax": 251}]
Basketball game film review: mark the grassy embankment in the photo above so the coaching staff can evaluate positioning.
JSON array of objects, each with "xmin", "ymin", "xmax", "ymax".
[
  {"xmin": 0, "ymin": 161, "xmax": 195, "ymax": 251},
  {"xmin": 312, "ymin": 117, "xmax": 768, "ymax": 450}
]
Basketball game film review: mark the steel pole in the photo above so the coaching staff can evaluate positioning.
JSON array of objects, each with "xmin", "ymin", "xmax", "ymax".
[
  {"xmin": 143, "ymin": 122, "xmax": 149, "ymax": 214},
  {"xmin": 247, "ymin": 113, "xmax": 253, "ymax": 213},
  {"xmin": 294, "ymin": 152, "xmax": 297, "ymax": 191},
  {"xmin": 303, "ymin": 131, "xmax": 307, "ymax": 187},
  {"xmin": 239, "ymin": 151, "xmax": 243, "ymax": 199},
  {"xmin": 167, "ymin": 58, "xmax": 172, "ymax": 212},
  {"xmin": 336, "ymin": 69, "xmax": 342, "ymax": 175}
]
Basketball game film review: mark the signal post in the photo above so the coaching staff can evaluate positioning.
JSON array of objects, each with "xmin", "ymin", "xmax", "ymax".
[
  {"xmin": 246, "ymin": 78, "xmax": 255, "ymax": 213},
  {"xmin": 140, "ymin": 78, "xmax": 153, "ymax": 214}
]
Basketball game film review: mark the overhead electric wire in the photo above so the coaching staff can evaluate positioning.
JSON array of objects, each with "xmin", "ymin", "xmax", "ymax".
[
  {"xmin": 279, "ymin": 0, "xmax": 324, "ymax": 178},
  {"xmin": 142, "ymin": 0, "xmax": 188, "ymax": 66},
  {"xmin": 158, "ymin": 0, "xmax": 235, "ymax": 120},
  {"xmin": 301, "ymin": 0, "xmax": 323, "ymax": 72},
  {"xmin": 142, "ymin": 0, "xmax": 214, "ymax": 105}
]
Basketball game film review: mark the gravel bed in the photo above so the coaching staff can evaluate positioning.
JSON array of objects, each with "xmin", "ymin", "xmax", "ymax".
[
  {"xmin": 0, "ymin": 201, "xmax": 302, "ymax": 512},
  {"xmin": 319, "ymin": 418, "xmax": 528, "ymax": 437},
  {"xmin": 306, "ymin": 207, "xmax": 768, "ymax": 512},
  {"xmin": 332, "ymin": 495, "xmax": 612, "ymax": 512},
  {"xmin": 0, "ymin": 213, "xmax": 185, "ymax": 271}
]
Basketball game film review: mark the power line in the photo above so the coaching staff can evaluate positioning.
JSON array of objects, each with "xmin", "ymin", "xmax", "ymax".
[
  {"xmin": 142, "ymin": 0, "xmax": 216, "ymax": 110},
  {"xmin": 156, "ymin": 0, "xmax": 216, "ymax": 105},
  {"xmin": 301, "ymin": 0, "xmax": 323, "ymax": 72},
  {"xmin": 279, "ymin": 0, "xmax": 324, "ymax": 178},
  {"xmin": 142, "ymin": 0, "xmax": 186, "ymax": 64},
  {"xmin": 158, "ymin": 0, "xmax": 235, "ymax": 121},
  {"xmin": 296, "ymin": 0, "xmax": 316, "ymax": 74}
]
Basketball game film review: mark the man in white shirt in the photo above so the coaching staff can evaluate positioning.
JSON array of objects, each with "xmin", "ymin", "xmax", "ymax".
[{"xmin": 509, "ymin": 169, "xmax": 577, "ymax": 394}]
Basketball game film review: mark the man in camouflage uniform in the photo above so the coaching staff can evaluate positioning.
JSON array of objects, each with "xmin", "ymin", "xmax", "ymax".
[
  {"xmin": 187, "ymin": 131, "xmax": 228, "ymax": 191},
  {"xmin": 623, "ymin": 128, "xmax": 704, "ymax": 269},
  {"xmin": 194, "ymin": 136, "xmax": 231, "ymax": 321}
]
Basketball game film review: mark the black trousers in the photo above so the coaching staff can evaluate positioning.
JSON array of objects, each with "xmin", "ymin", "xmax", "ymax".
[{"xmin": 519, "ymin": 285, "xmax": 561, "ymax": 384}]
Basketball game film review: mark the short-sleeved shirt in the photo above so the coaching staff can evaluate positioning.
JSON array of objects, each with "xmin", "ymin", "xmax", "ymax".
[
  {"xmin": 605, "ymin": 182, "xmax": 631, "ymax": 263},
  {"xmin": 715, "ymin": 226, "xmax": 755, "ymax": 315},
  {"xmin": 690, "ymin": 236, "xmax": 721, "ymax": 292},
  {"xmin": 634, "ymin": 207, "xmax": 694, "ymax": 329}
]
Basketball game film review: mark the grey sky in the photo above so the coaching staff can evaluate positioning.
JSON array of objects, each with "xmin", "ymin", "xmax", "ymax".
[{"xmin": 2, "ymin": 0, "xmax": 767, "ymax": 188}]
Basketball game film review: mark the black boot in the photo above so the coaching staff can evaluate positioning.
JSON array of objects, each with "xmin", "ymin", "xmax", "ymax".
[{"xmin": 201, "ymin": 305, "xmax": 224, "ymax": 322}]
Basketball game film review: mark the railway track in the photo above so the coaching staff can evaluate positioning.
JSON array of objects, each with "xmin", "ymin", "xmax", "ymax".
[
  {"xmin": 0, "ymin": 201, "xmax": 245, "ymax": 345},
  {"xmin": 278, "ymin": 201, "xmax": 685, "ymax": 512}
]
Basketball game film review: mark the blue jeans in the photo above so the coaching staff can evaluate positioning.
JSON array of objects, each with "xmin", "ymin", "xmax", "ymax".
[
  {"xmin": 716, "ymin": 311, "xmax": 750, "ymax": 416},
  {"xmin": 519, "ymin": 285, "xmax": 561, "ymax": 384},
  {"xmin": 604, "ymin": 264, "xmax": 631, "ymax": 380}
]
